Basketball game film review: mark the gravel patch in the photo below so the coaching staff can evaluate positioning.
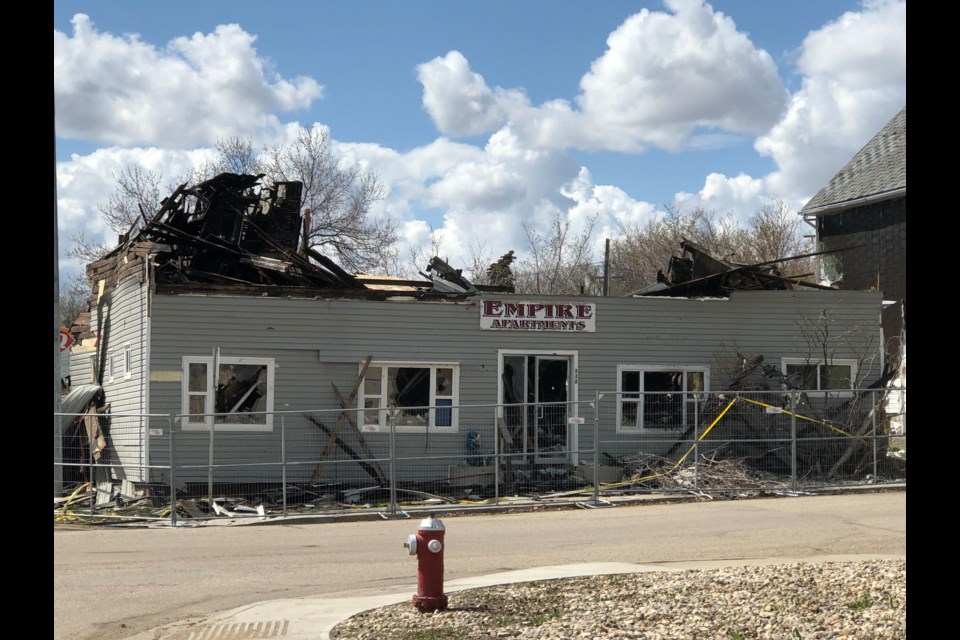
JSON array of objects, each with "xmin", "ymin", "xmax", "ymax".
[{"xmin": 330, "ymin": 559, "xmax": 905, "ymax": 639}]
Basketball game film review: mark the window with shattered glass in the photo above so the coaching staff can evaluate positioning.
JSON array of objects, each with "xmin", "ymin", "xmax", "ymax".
[
  {"xmin": 359, "ymin": 363, "xmax": 458, "ymax": 432},
  {"xmin": 182, "ymin": 356, "xmax": 275, "ymax": 430}
]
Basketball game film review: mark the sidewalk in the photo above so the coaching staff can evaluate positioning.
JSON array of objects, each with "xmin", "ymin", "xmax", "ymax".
[{"xmin": 123, "ymin": 554, "xmax": 901, "ymax": 640}]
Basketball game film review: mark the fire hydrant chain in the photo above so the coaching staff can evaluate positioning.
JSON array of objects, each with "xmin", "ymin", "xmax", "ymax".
[{"xmin": 403, "ymin": 514, "xmax": 448, "ymax": 612}]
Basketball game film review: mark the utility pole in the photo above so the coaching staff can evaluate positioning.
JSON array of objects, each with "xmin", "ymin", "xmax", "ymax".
[
  {"xmin": 602, "ymin": 238, "xmax": 610, "ymax": 297},
  {"xmin": 54, "ymin": 105, "xmax": 63, "ymax": 496}
]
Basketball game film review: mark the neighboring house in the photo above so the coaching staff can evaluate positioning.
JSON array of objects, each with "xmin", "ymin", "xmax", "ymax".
[
  {"xmin": 800, "ymin": 106, "xmax": 906, "ymax": 370},
  {"xmin": 66, "ymin": 173, "xmax": 887, "ymax": 488}
]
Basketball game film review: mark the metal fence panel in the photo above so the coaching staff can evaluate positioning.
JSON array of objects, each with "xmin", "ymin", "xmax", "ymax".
[
  {"xmin": 54, "ymin": 412, "xmax": 173, "ymax": 522},
  {"xmin": 54, "ymin": 388, "xmax": 905, "ymax": 523}
]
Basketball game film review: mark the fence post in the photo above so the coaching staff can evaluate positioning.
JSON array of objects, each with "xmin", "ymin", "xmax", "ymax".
[
  {"xmin": 169, "ymin": 414, "xmax": 177, "ymax": 526},
  {"xmin": 88, "ymin": 417, "xmax": 95, "ymax": 517},
  {"xmin": 790, "ymin": 401, "xmax": 798, "ymax": 493},
  {"xmin": 209, "ymin": 347, "xmax": 219, "ymax": 510},
  {"xmin": 871, "ymin": 390, "xmax": 878, "ymax": 481},
  {"xmin": 494, "ymin": 406, "xmax": 500, "ymax": 506},
  {"xmin": 693, "ymin": 395, "xmax": 699, "ymax": 492},
  {"xmin": 592, "ymin": 391, "xmax": 601, "ymax": 504},
  {"xmin": 388, "ymin": 408, "xmax": 397, "ymax": 516},
  {"xmin": 281, "ymin": 414, "xmax": 288, "ymax": 518}
]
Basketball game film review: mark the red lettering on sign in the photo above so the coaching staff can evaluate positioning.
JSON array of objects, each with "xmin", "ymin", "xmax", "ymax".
[
  {"xmin": 505, "ymin": 303, "xmax": 524, "ymax": 317},
  {"xmin": 483, "ymin": 300, "xmax": 503, "ymax": 317}
]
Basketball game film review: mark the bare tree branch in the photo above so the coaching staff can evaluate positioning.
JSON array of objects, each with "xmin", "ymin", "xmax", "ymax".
[
  {"xmin": 96, "ymin": 165, "xmax": 164, "ymax": 237},
  {"xmin": 514, "ymin": 212, "xmax": 600, "ymax": 295},
  {"xmin": 259, "ymin": 127, "xmax": 396, "ymax": 273},
  {"xmin": 608, "ymin": 202, "xmax": 815, "ymax": 295}
]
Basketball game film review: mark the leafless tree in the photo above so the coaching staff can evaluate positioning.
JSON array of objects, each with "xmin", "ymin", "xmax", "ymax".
[
  {"xmin": 462, "ymin": 243, "xmax": 492, "ymax": 286},
  {"xmin": 213, "ymin": 136, "xmax": 261, "ymax": 176},
  {"xmin": 514, "ymin": 212, "xmax": 601, "ymax": 295},
  {"xmin": 96, "ymin": 165, "xmax": 165, "ymax": 240},
  {"xmin": 66, "ymin": 230, "xmax": 113, "ymax": 267},
  {"xmin": 59, "ymin": 274, "xmax": 91, "ymax": 328},
  {"xmin": 404, "ymin": 223, "xmax": 448, "ymax": 278},
  {"xmin": 259, "ymin": 127, "xmax": 397, "ymax": 273},
  {"xmin": 743, "ymin": 200, "xmax": 815, "ymax": 276}
]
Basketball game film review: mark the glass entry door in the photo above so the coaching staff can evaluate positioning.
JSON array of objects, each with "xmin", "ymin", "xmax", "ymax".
[{"xmin": 501, "ymin": 353, "xmax": 574, "ymax": 463}]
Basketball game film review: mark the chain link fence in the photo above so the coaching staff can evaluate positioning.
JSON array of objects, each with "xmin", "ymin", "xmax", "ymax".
[{"xmin": 54, "ymin": 388, "xmax": 906, "ymax": 523}]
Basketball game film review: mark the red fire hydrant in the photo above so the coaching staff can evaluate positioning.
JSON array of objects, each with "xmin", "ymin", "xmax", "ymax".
[{"xmin": 404, "ymin": 514, "xmax": 448, "ymax": 613}]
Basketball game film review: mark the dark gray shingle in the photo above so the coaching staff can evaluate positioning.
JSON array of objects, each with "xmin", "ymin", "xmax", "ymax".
[{"xmin": 801, "ymin": 106, "xmax": 906, "ymax": 215}]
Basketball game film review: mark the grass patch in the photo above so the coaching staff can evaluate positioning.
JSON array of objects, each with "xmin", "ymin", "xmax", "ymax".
[
  {"xmin": 532, "ymin": 607, "xmax": 563, "ymax": 626},
  {"xmin": 846, "ymin": 594, "xmax": 874, "ymax": 611}
]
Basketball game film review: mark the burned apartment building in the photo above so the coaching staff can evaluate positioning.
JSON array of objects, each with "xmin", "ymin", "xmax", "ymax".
[{"xmin": 66, "ymin": 172, "xmax": 888, "ymax": 490}]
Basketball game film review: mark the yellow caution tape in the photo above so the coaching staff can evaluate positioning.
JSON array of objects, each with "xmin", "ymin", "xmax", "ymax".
[
  {"xmin": 596, "ymin": 393, "xmax": 864, "ymax": 492},
  {"xmin": 736, "ymin": 397, "xmax": 856, "ymax": 437}
]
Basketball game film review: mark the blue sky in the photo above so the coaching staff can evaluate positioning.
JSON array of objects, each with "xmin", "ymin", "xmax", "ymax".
[{"xmin": 54, "ymin": 0, "xmax": 906, "ymax": 281}]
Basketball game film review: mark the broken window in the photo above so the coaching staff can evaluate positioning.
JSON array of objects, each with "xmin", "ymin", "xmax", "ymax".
[
  {"xmin": 181, "ymin": 356, "xmax": 275, "ymax": 431},
  {"xmin": 781, "ymin": 358, "xmax": 856, "ymax": 395},
  {"xmin": 359, "ymin": 363, "xmax": 458, "ymax": 432},
  {"xmin": 617, "ymin": 366, "xmax": 708, "ymax": 432}
]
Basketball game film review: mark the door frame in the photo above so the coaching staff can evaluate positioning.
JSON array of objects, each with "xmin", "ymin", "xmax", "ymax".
[{"xmin": 497, "ymin": 349, "xmax": 580, "ymax": 465}]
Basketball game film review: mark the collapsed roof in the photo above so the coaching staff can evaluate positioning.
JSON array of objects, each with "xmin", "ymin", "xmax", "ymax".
[
  {"xmin": 635, "ymin": 239, "xmax": 838, "ymax": 297},
  {"xmin": 91, "ymin": 172, "xmax": 359, "ymax": 290},
  {"xmin": 85, "ymin": 173, "xmax": 511, "ymax": 301}
]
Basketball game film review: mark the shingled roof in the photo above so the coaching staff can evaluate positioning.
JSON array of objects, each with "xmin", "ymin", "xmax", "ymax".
[{"xmin": 801, "ymin": 106, "xmax": 906, "ymax": 216}]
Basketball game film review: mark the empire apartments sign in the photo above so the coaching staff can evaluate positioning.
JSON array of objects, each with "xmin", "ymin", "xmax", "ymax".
[{"xmin": 480, "ymin": 300, "xmax": 596, "ymax": 332}]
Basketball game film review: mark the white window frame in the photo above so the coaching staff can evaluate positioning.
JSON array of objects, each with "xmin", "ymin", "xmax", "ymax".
[
  {"xmin": 181, "ymin": 356, "xmax": 275, "ymax": 431},
  {"xmin": 106, "ymin": 345, "xmax": 131, "ymax": 383},
  {"xmin": 123, "ymin": 344, "xmax": 132, "ymax": 380},
  {"xmin": 781, "ymin": 358, "xmax": 857, "ymax": 397},
  {"xmin": 358, "ymin": 361, "xmax": 459, "ymax": 433},
  {"xmin": 616, "ymin": 365, "xmax": 709, "ymax": 433}
]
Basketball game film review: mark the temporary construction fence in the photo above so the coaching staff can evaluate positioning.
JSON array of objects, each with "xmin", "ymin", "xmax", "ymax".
[{"xmin": 53, "ymin": 388, "xmax": 906, "ymax": 524}]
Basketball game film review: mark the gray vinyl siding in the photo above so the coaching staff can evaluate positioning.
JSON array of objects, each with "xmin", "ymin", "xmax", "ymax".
[
  {"xmin": 88, "ymin": 276, "xmax": 150, "ymax": 482},
  {"xmin": 144, "ymin": 289, "xmax": 884, "ymax": 484},
  {"xmin": 68, "ymin": 349, "xmax": 96, "ymax": 386}
]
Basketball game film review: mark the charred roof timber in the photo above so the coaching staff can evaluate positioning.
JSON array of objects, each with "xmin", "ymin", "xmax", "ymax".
[
  {"xmin": 84, "ymin": 173, "xmax": 512, "ymax": 306},
  {"xmin": 95, "ymin": 172, "xmax": 361, "ymax": 290},
  {"xmin": 633, "ymin": 239, "xmax": 845, "ymax": 297},
  {"xmin": 422, "ymin": 256, "xmax": 478, "ymax": 294}
]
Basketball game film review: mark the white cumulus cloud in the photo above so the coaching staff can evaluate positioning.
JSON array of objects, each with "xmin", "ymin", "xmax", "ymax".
[
  {"xmin": 575, "ymin": 0, "xmax": 788, "ymax": 152},
  {"xmin": 417, "ymin": 51, "xmax": 517, "ymax": 137},
  {"xmin": 755, "ymin": 0, "xmax": 906, "ymax": 203},
  {"xmin": 417, "ymin": 1, "xmax": 787, "ymax": 156},
  {"xmin": 54, "ymin": 14, "xmax": 323, "ymax": 147}
]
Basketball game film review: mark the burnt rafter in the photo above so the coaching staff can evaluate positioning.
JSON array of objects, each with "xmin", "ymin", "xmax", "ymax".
[
  {"xmin": 90, "ymin": 172, "xmax": 363, "ymax": 290},
  {"xmin": 637, "ymin": 239, "xmax": 852, "ymax": 297}
]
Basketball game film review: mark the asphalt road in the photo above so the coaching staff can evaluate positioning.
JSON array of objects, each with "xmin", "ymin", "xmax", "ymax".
[{"xmin": 53, "ymin": 490, "xmax": 906, "ymax": 640}]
